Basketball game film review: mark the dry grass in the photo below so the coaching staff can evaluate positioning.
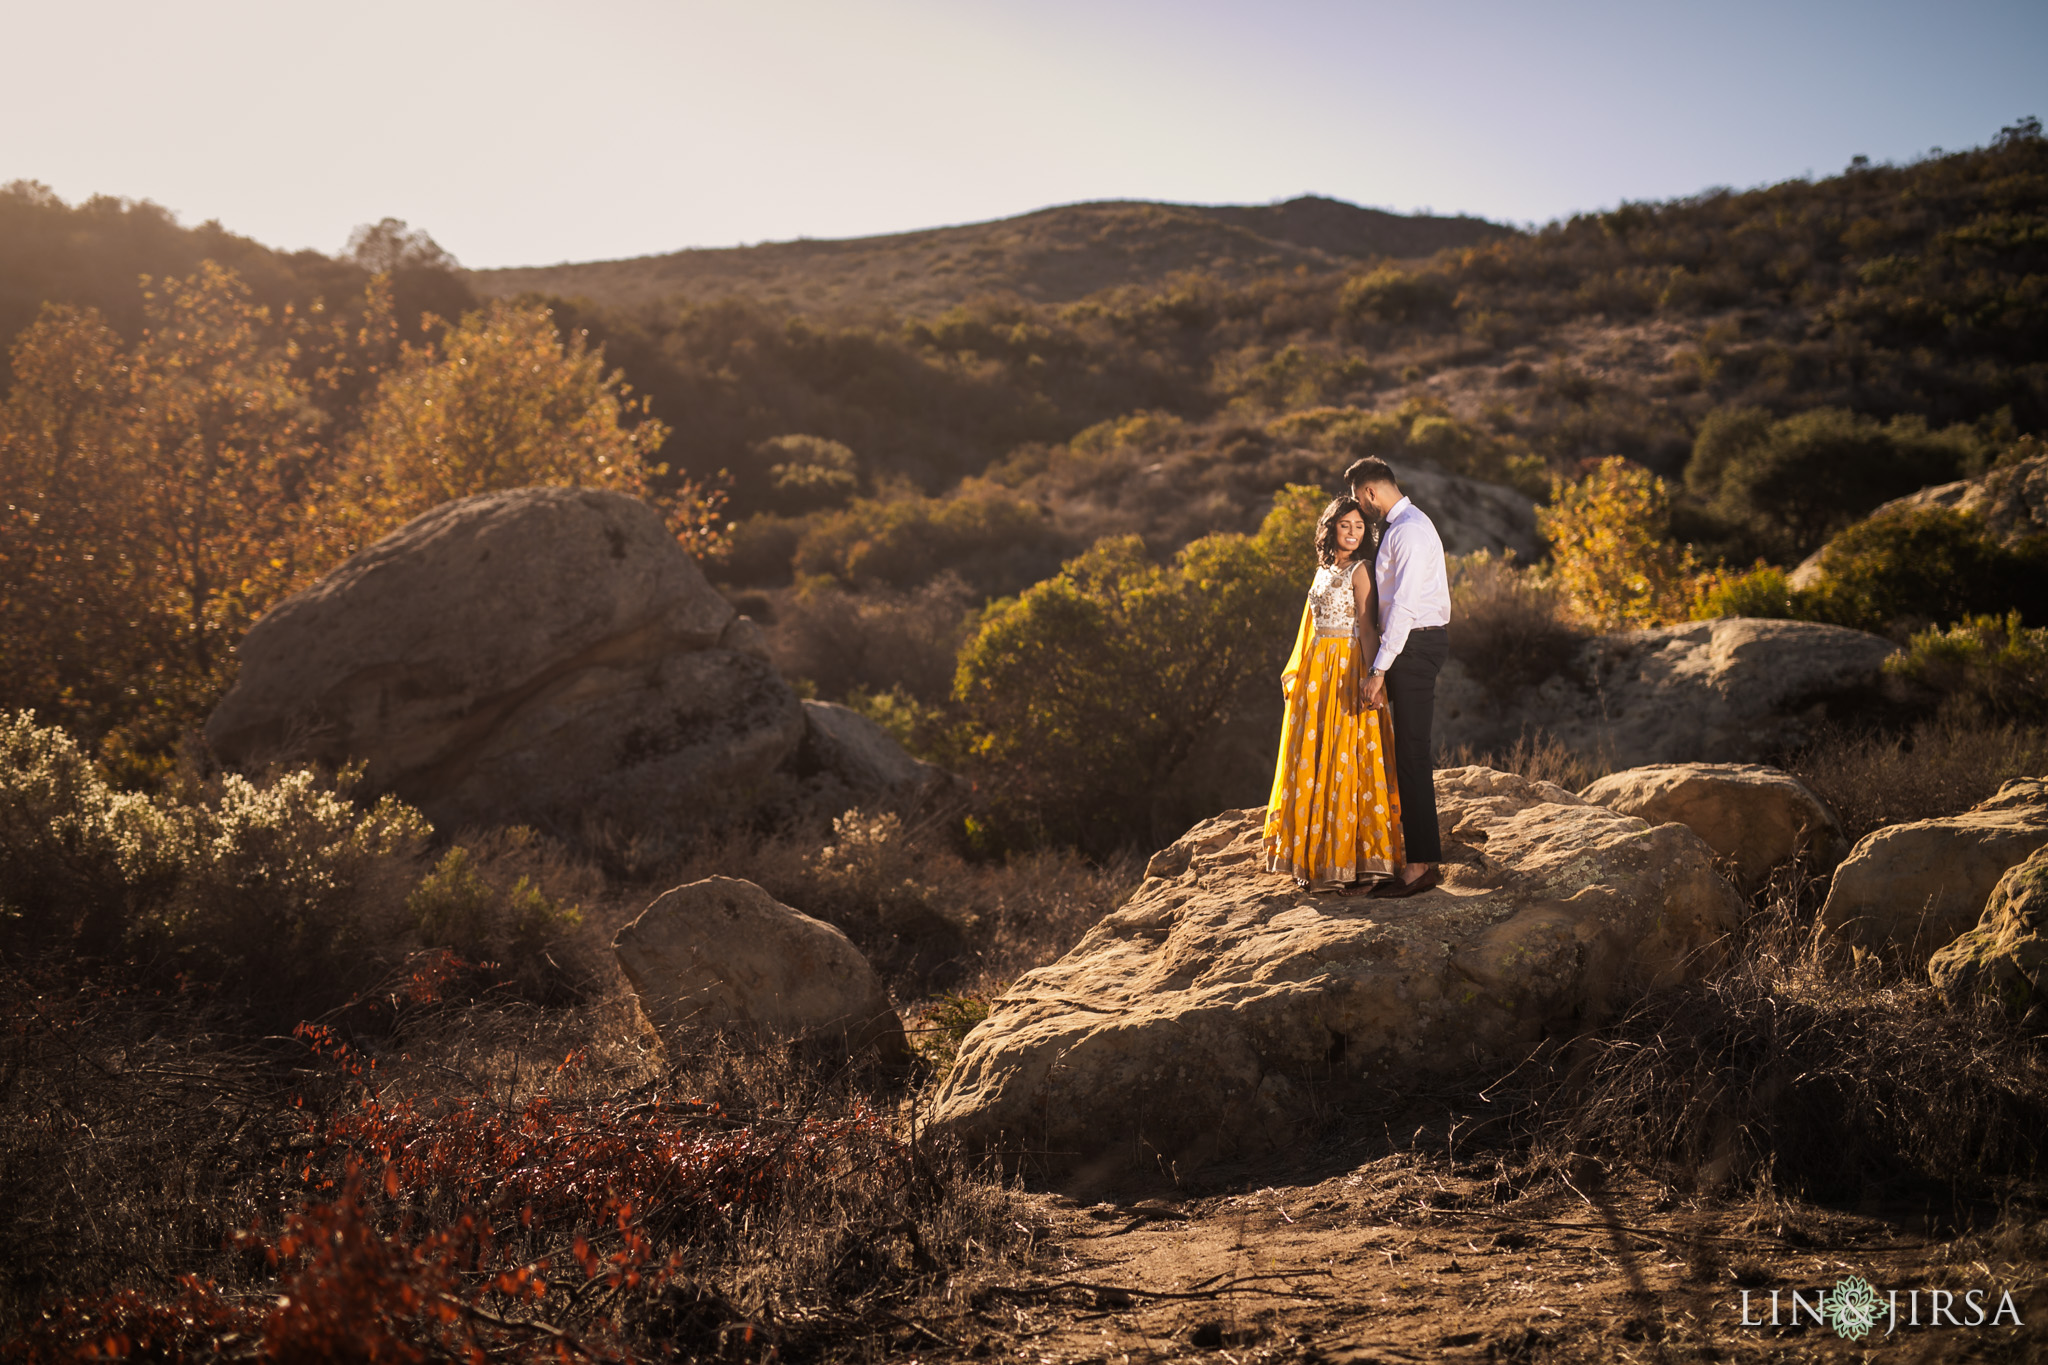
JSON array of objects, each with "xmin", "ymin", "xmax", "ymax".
[
  {"xmin": 594, "ymin": 808, "xmax": 1139, "ymax": 1002},
  {"xmin": 1787, "ymin": 717, "xmax": 2048, "ymax": 842},
  {"xmin": 1497, "ymin": 872, "xmax": 2048, "ymax": 1203},
  {"xmin": 0, "ymin": 956, "xmax": 1039, "ymax": 1361},
  {"xmin": 1446, "ymin": 550, "xmax": 1590, "ymax": 696},
  {"xmin": 1443, "ymin": 729, "xmax": 1610, "ymax": 793}
]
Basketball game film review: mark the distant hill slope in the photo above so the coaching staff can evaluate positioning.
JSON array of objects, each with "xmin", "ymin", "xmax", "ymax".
[{"xmin": 466, "ymin": 196, "xmax": 1511, "ymax": 316}]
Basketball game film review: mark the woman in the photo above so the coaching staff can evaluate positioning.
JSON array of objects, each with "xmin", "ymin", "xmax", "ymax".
[{"xmin": 1263, "ymin": 496, "xmax": 1404, "ymax": 892}]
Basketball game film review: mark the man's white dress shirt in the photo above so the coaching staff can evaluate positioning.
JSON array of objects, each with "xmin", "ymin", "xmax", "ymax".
[{"xmin": 1371, "ymin": 496, "xmax": 1452, "ymax": 674}]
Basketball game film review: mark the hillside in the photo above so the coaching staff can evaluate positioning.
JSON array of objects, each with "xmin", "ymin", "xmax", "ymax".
[{"xmin": 466, "ymin": 196, "xmax": 1510, "ymax": 316}]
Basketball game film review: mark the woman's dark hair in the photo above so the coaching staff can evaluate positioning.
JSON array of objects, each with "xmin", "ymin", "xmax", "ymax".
[{"xmin": 1315, "ymin": 496, "xmax": 1368, "ymax": 567}]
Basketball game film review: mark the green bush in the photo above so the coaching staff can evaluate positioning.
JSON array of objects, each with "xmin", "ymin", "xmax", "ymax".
[
  {"xmin": 0, "ymin": 711, "xmax": 182, "ymax": 950},
  {"xmin": 757, "ymin": 433, "xmax": 861, "ymax": 513},
  {"xmin": 1691, "ymin": 562, "xmax": 1803, "ymax": 620},
  {"xmin": 950, "ymin": 485, "xmax": 1319, "ymax": 851},
  {"xmin": 1885, "ymin": 612, "xmax": 2048, "ymax": 721},
  {"xmin": 0, "ymin": 711, "xmax": 597, "ymax": 1022},
  {"xmin": 793, "ymin": 485, "xmax": 1066, "ymax": 594},
  {"xmin": 1685, "ymin": 406, "xmax": 1989, "ymax": 556},
  {"xmin": 1803, "ymin": 507, "xmax": 2048, "ymax": 630}
]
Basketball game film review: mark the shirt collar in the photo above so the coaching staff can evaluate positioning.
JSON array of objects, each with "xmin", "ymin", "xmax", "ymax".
[{"xmin": 1384, "ymin": 495, "xmax": 1413, "ymax": 523}]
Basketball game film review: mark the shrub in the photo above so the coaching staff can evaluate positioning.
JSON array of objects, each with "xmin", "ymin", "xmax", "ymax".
[
  {"xmin": 757, "ymin": 433, "xmax": 861, "ymax": 513},
  {"xmin": 1690, "ymin": 561, "xmax": 1803, "ymax": 619},
  {"xmin": 718, "ymin": 512, "xmax": 806, "ymax": 586},
  {"xmin": 1789, "ymin": 716, "xmax": 2048, "ymax": 842},
  {"xmin": 793, "ymin": 485, "xmax": 1065, "ymax": 595},
  {"xmin": 1446, "ymin": 551, "xmax": 1587, "ymax": 692},
  {"xmin": 0, "ymin": 711, "xmax": 600, "ymax": 1022},
  {"xmin": 0, "ymin": 711, "xmax": 182, "ymax": 951},
  {"xmin": 1803, "ymin": 506, "xmax": 2048, "ymax": 630},
  {"xmin": 950, "ymin": 486, "xmax": 1318, "ymax": 851},
  {"xmin": 766, "ymin": 573, "xmax": 977, "ymax": 704},
  {"xmin": 1885, "ymin": 611, "xmax": 2048, "ymax": 722},
  {"xmin": 1340, "ymin": 266, "xmax": 1453, "ymax": 324},
  {"xmin": 1684, "ymin": 405, "xmax": 1988, "ymax": 556},
  {"xmin": 1537, "ymin": 458, "xmax": 1700, "ymax": 627}
]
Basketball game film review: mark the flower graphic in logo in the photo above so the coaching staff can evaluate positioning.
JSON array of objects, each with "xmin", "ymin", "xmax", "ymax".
[{"xmin": 1826, "ymin": 1275, "xmax": 1882, "ymax": 1341}]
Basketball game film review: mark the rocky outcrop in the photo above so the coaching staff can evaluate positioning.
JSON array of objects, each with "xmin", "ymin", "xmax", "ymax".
[
  {"xmin": 612, "ymin": 876, "xmax": 908, "ymax": 1063},
  {"xmin": 931, "ymin": 768, "xmax": 1743, "ymax": 1171},
  {"xmin": 1438, "ymin": 617, "xmax": 1897, "ymax": 771},
  {"xmin": 1789, "ymin": 450, "xmax": 2048, "ymax": 589},
  {"xmin": 1578, "ymin": 763, "xmax": 1847, "ymax": 893},
  {"xmin": 1929, "ymin": 845, "xmax": 2048, "ymax": 1030},
  {"xmin": 1819, "ymin": 779, "xmax": 2048, "ymax": 963},
  {"xmin": 206, "ymin": 488, "xmax": 807, "ymax": 837},
  {"xmin": 1398, "ymin": 462, "xmax": 1543, "ymax": 561}
]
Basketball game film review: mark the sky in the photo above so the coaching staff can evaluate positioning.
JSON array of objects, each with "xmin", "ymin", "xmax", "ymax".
[{"xmin": 5, "ymin": 0, "xmax": 2046, "ymax": 270}]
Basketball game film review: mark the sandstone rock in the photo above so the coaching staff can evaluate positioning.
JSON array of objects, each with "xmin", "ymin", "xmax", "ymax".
[
  {"xmin": 1819, "ymin": 778, "xmax": 2048, "ymax": 963},
  {"xmin": 206, "ymin": 487, "xmax": 805, "ymax": 836},
  {"xmin": 1578, "ymin": 763, "xmax": 1847, "ymax": 893},
  {"xmin": 931, "ymin": 768, "xmax": 1742, "ymax": 1170},
  {"xmin": 612, "ymin": 876, "xmax": 908, "ymax": 1062},
  {"xmin": 1928, "ymin": 844, "xmax": 2048, "ymax": 1030},
  {"xmin": 1438, "ymin": 617, "xmax": 1897, "ymax": 771},
  {"xmin": 1789, "ymin": 451, "xmax": 2048, "ymax": 589}
]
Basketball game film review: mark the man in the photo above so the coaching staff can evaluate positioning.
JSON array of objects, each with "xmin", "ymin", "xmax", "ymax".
[{"xmin": 1346, "ymin": 457, "xmax": 1450, "ymax": 898}]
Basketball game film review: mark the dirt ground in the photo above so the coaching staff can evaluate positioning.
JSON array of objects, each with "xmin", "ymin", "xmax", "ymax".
[{"xmin": 904, "ymin": 1135, "xmax": 2047, "ymax": 1364}]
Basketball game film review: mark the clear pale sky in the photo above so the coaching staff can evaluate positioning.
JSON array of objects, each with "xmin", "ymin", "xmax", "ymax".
[{"xmin": 6, "ymin": 0, "xmax": 2045, "ymax": 269}]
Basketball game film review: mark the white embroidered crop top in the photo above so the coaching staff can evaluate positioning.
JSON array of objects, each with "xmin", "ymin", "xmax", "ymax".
[{"xmin": 1308, "ymin": 562, "xmax": 1360, "ymax": 632}]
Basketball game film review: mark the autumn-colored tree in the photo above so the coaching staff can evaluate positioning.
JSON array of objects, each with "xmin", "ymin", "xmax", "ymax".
[
  {"xmin": 1538, "ymin": 458, "xmax": 1701, "ymax": 627},
  {"xmin": 336, "ymin": 300, "xmax": 727, "ymax": 552},
  {"xmin": 951, "ymin": 485, "xmax": 1320, "ymax": 850},
  {"xmin": 0, "ymin": 265, "xmax": 333, "ymax": 768}
]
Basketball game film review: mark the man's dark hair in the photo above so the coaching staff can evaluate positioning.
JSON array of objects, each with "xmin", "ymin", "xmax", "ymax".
[
  {"xmin": 1344, "ymin": 457, "xmax": 1399, "ymax": 491},
  {"xmin": 1314, "ymin": 496, "xmax": 1368, "ymax": 567}
]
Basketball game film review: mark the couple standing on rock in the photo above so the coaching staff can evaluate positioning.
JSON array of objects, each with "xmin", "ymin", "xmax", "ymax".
[{"xmin": 1265, "ymin": 457, "xmax": 1450, "ymax": 898}]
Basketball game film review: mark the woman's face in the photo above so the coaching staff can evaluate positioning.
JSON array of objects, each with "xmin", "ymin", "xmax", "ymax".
[{"xmin": 1333, "ymin": 510, "xmax": 1367, "ymax": 555}]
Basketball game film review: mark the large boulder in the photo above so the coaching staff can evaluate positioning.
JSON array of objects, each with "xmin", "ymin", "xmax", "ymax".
[
  {"xmin": 206, "ymin": 488, "xmax": 806, "ymax": 837},
  {"xmin": 1819, "ymin": 778, "xmax": 2048, "ymax": 964},
  {"xmin": 1438, "ymin": 617, "xmax": 1897, "ymax": 770},
  {"xmin": 1790, "ymin": 450, "xmax": 2048, "ymax": 588},
  {"xmin": 1578, "ymin": 763, "xmax": 1847, "ymax": 893},
  {"xmin": 612, "ymin": 876, "xmax": 909, "ymax": 1063},
  {"xmin": 1929, "ymin": 845, "xmax": 2048, "ymax": 1031},
  {"xmin": 931, "ymin": 768, "xmax": 1743, "ymax": 1171}
]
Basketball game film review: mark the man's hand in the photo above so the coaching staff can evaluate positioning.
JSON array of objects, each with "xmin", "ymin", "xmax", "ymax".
[{"xmin": 1362, "ymin": 671, "xmax": 1387, "ymax": 709}]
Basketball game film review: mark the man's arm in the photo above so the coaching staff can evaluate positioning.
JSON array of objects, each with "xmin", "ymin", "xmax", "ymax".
[{"xmin": 1371, "ymin": 522, "xmax": 1418, "ymax": 675}]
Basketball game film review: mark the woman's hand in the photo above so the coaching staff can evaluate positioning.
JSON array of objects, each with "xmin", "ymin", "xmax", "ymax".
[{"xmin": 1362, "ymin": 671, "xmax": 1387, "ymax": 710}]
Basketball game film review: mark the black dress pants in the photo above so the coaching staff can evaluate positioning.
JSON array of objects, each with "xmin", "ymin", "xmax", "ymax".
[{"xmin": 1386, "ymin": 627, "xmax": 1448, "ymax": 863}]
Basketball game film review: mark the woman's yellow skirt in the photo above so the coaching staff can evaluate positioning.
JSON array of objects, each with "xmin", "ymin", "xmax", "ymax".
[{"xmin": 1263, "ymin": 636, "xmax": 1404, "ymax": 890}]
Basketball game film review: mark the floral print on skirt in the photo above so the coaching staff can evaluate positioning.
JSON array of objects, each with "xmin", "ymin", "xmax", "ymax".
[{"xmin": 1262, "ymin": 636, "xmax": 1404, "ymax": 890}]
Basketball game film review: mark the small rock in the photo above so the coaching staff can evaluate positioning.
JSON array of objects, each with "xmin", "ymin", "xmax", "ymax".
[{"xmin": 612, "ymin": 876, "xmax": 908, "ymax": 1064}]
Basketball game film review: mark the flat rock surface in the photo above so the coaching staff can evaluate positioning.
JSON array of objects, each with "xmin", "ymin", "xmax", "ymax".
[{"xmin": 932, "ymin": 768, "xmax": 1742, "ymax": 1172}]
